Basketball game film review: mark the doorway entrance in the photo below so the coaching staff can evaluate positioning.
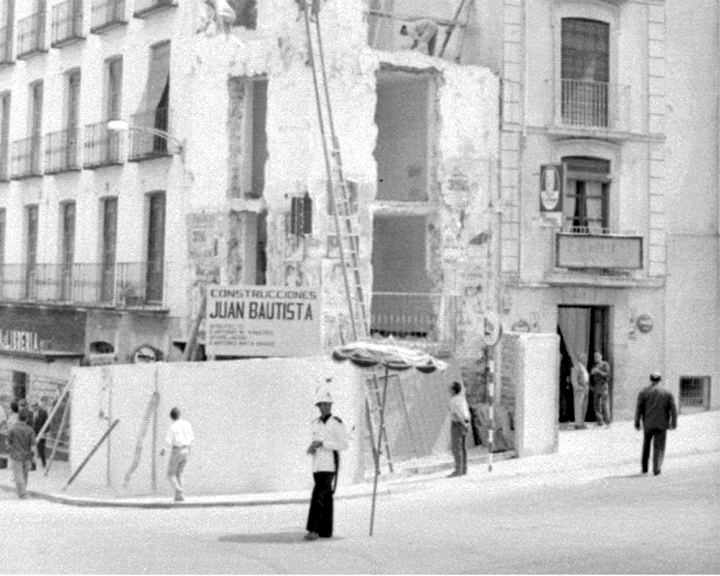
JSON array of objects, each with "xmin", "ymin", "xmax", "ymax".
[{"xmin": 557, "ymin": 305, "xmax": 610, "ymax": 423}]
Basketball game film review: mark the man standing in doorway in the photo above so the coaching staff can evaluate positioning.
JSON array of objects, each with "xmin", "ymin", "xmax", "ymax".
[
  {"xmin": 571, "ymin": 353, "xmax": 590, "ymax": 429},
  {"xmin": 635, "ymin": 372, "xmax": 677, "ymax": 475},
  {"xmin": 305, "ymin": 383, "xmax": 348, "ymax": 541},
  {"xmin": 590, "ymin": 351, "xmax": 612, "ymax": 426},
  {"xmin": 160, "ymin": 407, "xmax": 194, "ymax": 503},
  {"xmin": 7, "ymin": 411, "xmax": 35, "ymax": 499}
]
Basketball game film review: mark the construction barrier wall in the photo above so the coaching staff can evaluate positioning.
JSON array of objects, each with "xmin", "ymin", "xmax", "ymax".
[{"xmin": 69, "ymin": 357, "xmax": 365, "ymax": 497}]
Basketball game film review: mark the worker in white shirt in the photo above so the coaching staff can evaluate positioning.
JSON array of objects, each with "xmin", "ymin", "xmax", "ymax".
[
  {"xmin": 448, "ymin": 381, "xmax": 470, "ymax": 477},
  {"xmin": 304, "ymin": 382, "xmax": 349, "ymax": 541},
  {"xmin": 399, "ymin": 18, "xmax": 440, "ymax": 56},
  {"xmin": 160, "ymin": 407, "xmax": 195, "ymax": 502}
]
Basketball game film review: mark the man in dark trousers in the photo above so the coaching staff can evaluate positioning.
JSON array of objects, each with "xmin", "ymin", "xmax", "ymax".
[
  {"xmin": 304, "ymin": 383, "xmax": 348, "ymax": 541},
  {"xmin": 30, "ymin": 400, "xmax": 49, "ymax": 468},
  {"xmin": 590, "ymin": 351, "xmax": 612, "ymax": 426},
  {"xmin": 635, "ymin": 372, "xmax": 677, "ymax": 476},
  {"xmin": 7, "ymin": 411, "xmax": 36, "ymax": 499}
]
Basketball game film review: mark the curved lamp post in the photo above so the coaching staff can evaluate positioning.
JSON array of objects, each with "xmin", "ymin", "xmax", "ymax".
[{"xmin": 107, "ymin": 119, "xmax": 185, "ymax": 161}]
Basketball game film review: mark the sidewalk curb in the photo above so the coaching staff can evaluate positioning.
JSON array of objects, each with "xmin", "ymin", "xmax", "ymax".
[{"xmin": 0, "ymin": 450, "xmax": 517, "ymax": 509}]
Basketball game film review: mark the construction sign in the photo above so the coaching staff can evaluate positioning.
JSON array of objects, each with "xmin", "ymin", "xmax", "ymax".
[{"xmin": 205, "ymin": 285, "xmax": 322, "ymax": 357}]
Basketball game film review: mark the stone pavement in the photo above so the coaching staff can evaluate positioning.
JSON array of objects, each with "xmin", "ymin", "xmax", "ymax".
[{"xmin": 2, "ymin": 409, "xmax": 718, "ymax": 508}]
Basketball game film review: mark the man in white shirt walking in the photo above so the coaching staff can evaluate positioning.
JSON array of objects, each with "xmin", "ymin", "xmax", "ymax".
[
  {"xmin": 160, "ymin": 407, "xmax": 194, "ymax": 502},
  {"xmin": 448, "ymin": 381, "xmax": 471, "ymax": 477}
]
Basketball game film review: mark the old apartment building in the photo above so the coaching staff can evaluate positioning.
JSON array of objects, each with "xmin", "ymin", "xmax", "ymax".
[{"xmin": 0, "ymin": 0, "xmax": 717, "ymax": 425}]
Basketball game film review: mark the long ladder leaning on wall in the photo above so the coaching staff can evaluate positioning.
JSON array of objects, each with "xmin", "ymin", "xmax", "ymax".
[{"xmin": 299, "ymin": 0, "xmax": 394, "ymax": 473}]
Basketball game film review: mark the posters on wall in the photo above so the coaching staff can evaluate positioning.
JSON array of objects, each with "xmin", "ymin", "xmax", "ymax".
[{"xmin": 205, "ymin": 285, "xmax": 322, "ymax": 357}]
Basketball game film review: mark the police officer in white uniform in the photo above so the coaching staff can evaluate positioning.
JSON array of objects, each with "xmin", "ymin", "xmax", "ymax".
[{"xmin": 305, "ymin": 382, "xmax": 348, "ymax": 541}]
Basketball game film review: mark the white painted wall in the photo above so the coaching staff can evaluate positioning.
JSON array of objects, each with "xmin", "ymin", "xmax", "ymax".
[
  {"xmin": 69, "ymin": 357, "xmax": 365, "ymax": 496},
  {"xmin": 510, "ymin": 332, "xmax": 560, "ymax": 457}
]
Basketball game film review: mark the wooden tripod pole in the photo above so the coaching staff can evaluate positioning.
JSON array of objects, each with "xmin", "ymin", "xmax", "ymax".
[{"xmin": 369, "ymin": 365, "xmax": 390, "ymax": 537}]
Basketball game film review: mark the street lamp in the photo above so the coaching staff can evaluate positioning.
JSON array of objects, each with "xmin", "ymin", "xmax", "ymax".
[{"xmin": 107, "ymin": 119, "xmax": 185, "ymax": 160}]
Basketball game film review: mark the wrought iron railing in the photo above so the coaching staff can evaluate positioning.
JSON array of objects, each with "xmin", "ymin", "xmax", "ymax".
[
  {"xmin": 0, "ymin": 26, "xmax": 13, "ymax": 64},
  {"xmin": 10, "ymin": 137, "xmax": 43, "ymax": 178},
  {"xmin": 16, "ymin": 11, "xmax": 46, "ymax": 57},
  {"xmin": 558, "ymin": 79, "xmax": 633, "ymax": 132},
  {"xmin": 83, "ymin": 121, "xmax": 122, "ymax": 168},
  {"xmin": 0, "ymin": 262, "xmax": 172, "ymax": 308},
  {"xmin": 90, "ymin": 0, "xmax": 126, "ymax": 32},
  {"xmin": 45, "ymin": 129, "xmax": 81, "ymax": 173},
  {"xmin": 370, "ymin": 292, "xmax": 458, "ymax": 342},
  {"xmin": 129, "ymin": 107, "xmax": 171, "ymax": 161},
  {"xmin": 52, "ymin": 0, "xmax": 84, "ymax": 47}
]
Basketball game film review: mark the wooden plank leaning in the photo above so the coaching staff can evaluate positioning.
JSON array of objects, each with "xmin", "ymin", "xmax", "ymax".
[{"xmin": 63, "ymin": 418, "xmax": 121, "ymax": 491}]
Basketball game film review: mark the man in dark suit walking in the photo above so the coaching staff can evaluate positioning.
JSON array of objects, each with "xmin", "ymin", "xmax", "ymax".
[
  {"xmin": 30, "ymin": 401, "xmax": 49, "ymax": 468},
  {"xmin": 635, "ymin": 372, "xmax": 677, "ymax": 476}
]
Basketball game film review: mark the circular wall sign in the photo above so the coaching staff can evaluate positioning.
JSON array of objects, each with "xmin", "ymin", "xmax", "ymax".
[{"xmin": 636, "ymin": 314, "xmax": 654, "ymax": 334}]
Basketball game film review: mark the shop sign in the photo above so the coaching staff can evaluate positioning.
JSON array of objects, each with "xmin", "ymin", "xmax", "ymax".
[
  {"xmin": 636, "ymin": 314, "xmax": 654, "ymax": 334},
  {"xmin": 206, "ymin": 285, "xmax": 322, "ymax": 357},
  {"xmin": 0, "ymin": 330, "xmax": 40, "ymax": 352},
  {"xmin": 539, "ymin": 163, "xmax": 565, "ymax": 213},
  {"xmin": 556, "ymin": 233, "xmax": 643, "ymax": 269}
]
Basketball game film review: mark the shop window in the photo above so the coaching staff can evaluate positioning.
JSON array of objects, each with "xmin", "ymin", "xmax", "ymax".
[
  {"xmin": 679, "ymin": 376, "xmax": 710, "ymax": 413},
  {"xmin": 561, "ymin": 156, "xmax": 610, "ymax": 234}
]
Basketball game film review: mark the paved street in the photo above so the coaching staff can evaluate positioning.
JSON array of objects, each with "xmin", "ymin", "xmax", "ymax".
[{"xmin": 1, "ymin": 413, "xmax": 719, "ymax": 574}]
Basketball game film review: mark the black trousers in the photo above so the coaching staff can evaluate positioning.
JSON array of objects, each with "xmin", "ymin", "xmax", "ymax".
[
  {"xmin": 306, "ymin": 472, "xmax": 335, "ymax": 537},
  {"xmin": 36, "ymin": 438, "xmax": 46, "ymax": 467},
  {"xmin": 641, "ymin": 428, "xmax": 667, "ymax": 474}
]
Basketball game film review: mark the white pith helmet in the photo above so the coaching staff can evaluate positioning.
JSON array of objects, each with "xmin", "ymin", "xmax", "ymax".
[{"xmin": 315, "ymin": 379, "xmax": 333, "ymax": 405}]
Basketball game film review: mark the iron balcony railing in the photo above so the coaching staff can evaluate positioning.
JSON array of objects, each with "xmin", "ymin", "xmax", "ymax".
[
  {"xmin": 16, "ymin": 11, "xmax": 46, "ymax": 58},
  {"xmin": 10, "ymin": 137, "xmax": 43, "ymax": 178},
  {"xmin": 45, "ymin": 129, "xmax": 81, "ymax": 174},
  {"xmin": 0, "ymin": 261, "xmax": 172, "ymax": 308},
  {"xmin": 133, "ymin": 0, "xmax": 178, "ymax": 18},
  {"xmin": 0, "ymin": 26, "xmax": 13, "ymax": 64},
  {"xmin": 83, "ymin": 121, "xmax": 123, "ymax": 168},
  {"xmin": 370, "ymin": 292, "xmax": 459, "ymax": 343},
  {"xmin": 129, "ymin": 107, "xmax": 172, "ymax": 161},
  {"xmin": 90, "ymin": 0, "xmax": 126, "ymax": 33},
  {"xmin": 559, "ymin": 79, "xmax": 630, "ymax": 131},
  {"xmin": 51, "ymin": 0, "xmax": 84, "ymax": 47}
]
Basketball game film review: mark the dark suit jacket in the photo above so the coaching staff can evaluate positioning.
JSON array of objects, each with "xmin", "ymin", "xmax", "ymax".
[
  {"xmin": 32, "ymin": 408, "xmax": 49, "ymax": 436},
  {"xmin": 635, "ymin": 385, "xmax": 677, "ymax": 430}
]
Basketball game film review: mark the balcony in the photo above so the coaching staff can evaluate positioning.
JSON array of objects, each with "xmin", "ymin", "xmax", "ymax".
[
  {"xmin": 83, "ymin": 122, "xmax": 123, "ymax": 169},
  {"xmin": 133, "ymin": 0, "xmax": 178, "ymax": 19},
  {"xmin": 45, "ymin": 129, "xmax": 81, "ymax": 174},
  {"xmin": 128, "ymin": 108, "xmax": 173, "ymax": 162},
  {"xmin": 554, "ymin": 229, "xmax": 643, "ymax": 271},
  {"xmin": 0, "ymin": 26, "xmax": 14, "ymax": 65},
  {"xmin": 51, "ymin": 0, "xmax": 85, "ymax": 48},
  {"xmin": 370, "ymin": 292, "xmax": 458, "ymax": 344},
  {"xmin": 551, "ymin": 79, "xmax": 632, "ymax": 138},
  {"xmin": 0, "ymin": 262, "xmax": 171, "ymax": 309},
  {"xmin": 10, "ymin": 137, "xmax": 43, "ymax": 179},
  {"xmin": 90, "ymin": 0, "xmax": 126, "ymax": 34},
  {"xmin": 16, "ymin": 11, "xmax": 47, "ymax": 59}
]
